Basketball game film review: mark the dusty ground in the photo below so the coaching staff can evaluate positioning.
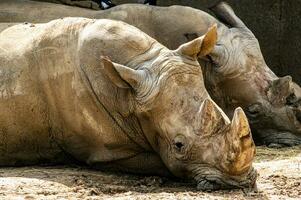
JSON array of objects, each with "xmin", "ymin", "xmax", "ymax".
[{"xmin": 0, "ymin": 146, "xmax": 300, "ymax": 200}]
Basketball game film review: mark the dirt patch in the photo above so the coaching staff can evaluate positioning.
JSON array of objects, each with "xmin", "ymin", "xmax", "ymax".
[{"xmin": 0, "ymin": 146, "xmax": 300, "ymax": 199}]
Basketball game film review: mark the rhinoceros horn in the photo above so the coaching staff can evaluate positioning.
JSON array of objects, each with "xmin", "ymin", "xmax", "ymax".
[
  {"xmin": 210, "ymin": 1, "xmax": 247, "ymax": 29},
  {"xmin": 176, "ymin": 24, "xmax": 217, "ymax": 58},
  {"xmin": 198, "ymin": 98, "xmax": 230, "ymax": 135},
  {"xmin": 227, "ymin": 107, "xmax": 255, "ymax": 175},
  {"xmin": 198, "ymin": 100, "xmax": 255, "ymax": 175},
  {"xmin": 231, "ymin": 107, "xmax": 250, "ymax": 139}
]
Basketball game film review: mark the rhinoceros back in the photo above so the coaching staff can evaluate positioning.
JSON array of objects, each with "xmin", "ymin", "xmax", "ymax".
[
  {"xmin": 0, "ymin": 18, "xmax": 155, "ymax": 166},
  {"xmin": 0, "ymin": 18, "xmax": 97, "ymax": 165}
]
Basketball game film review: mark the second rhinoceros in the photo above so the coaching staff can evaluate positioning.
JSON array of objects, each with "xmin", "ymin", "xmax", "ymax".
[
  {"xmin": 1, "ymin": 1, "xmax": 300, "ymax": 147},
  {"xmin": 0, "ymin": 18, "xmax": 256, "ymax": 190}
]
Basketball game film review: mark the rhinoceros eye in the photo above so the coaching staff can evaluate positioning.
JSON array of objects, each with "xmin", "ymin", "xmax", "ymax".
[
  {"xmin": 286, "ymin": 93, "xmax": 299, "ymax": 107},
  {"xmin": 206, "ymin": 44, "xmax": 226, "ymax": 68},
  {"xmin": 207, "ymin": 55, "xmax": 220, "ymax": 68},
  {"xmin": 175, "ymin": 142, "xmax": 184, "ymax": 150},
  {"xmin": 246, "ymin": 103, "xmax": 261, "ymax": 118},
  {"xmin": 173, "ymin": 135, "xmax": 186, "ymax": 153}
]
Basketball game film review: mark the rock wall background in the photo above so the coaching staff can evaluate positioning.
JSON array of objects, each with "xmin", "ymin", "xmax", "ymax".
[{"xmin": 115, "ymin": 0, "xmax": 301, "ymax": 84}]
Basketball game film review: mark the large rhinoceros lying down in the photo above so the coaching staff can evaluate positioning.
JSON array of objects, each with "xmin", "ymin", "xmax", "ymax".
[
  {"xmin": 1, "ymin": 1, "xmax": 300, "ymax": 147},
  {"xmin": 0, "ymin": 18, "xmax": 257, "ymax": 190}
]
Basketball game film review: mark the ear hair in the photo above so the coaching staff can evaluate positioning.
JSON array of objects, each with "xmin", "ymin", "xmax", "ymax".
[
  {"xmin": 101, "ymin": 56, "xmax": 130, "ymax": 88},
  {"xmin": 176, "ymin": 24, "xmax": 217, "ymax": 58},
  {"xmin": 101, "ymin": 56, "xmax": 147, "ymax": 90}
]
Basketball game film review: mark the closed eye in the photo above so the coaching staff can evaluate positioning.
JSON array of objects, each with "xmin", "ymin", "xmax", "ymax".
[
  {"xmin": 246, "ymin": 104, "xmax": 261, "ymax": 117},
  {"xmin": 286, "ymin": 93, "xmax": 300, "ymax": 107}
]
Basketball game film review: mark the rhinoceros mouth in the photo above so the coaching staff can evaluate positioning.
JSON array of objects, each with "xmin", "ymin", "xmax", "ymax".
[
  {"xmin": 253, "ymin": 130, "xmax": 301, "ymax": 147},
  {"xmin": 193, "ymin": 165, "xmax": 257, "ymax": 191}
]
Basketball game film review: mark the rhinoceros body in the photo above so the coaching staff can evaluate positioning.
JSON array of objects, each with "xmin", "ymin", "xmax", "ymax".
[
  {"xmin": 2, "ymin": 0, "xmax": 299, "ymax": 146},
  {"xmin": 0, "ymin": 18, "xmax": 151, "ymax": 167},
  {"xmin": 0, "ymin": 17, "xmax": 257, "ymax": 190}
]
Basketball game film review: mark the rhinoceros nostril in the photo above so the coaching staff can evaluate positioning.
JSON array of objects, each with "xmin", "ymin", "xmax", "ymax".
[{"xmin": 197, "ymin": 179, "xmax": 221, "ymax": 191}]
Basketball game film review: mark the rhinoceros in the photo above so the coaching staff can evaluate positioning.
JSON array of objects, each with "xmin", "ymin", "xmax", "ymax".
[
  {"xmin": 0, "ymin": 18, "xmax": 256, "ymax": 190},
  {"xmin": 2, "ymin": 0, "xmax": 299, "ymax": 147}
]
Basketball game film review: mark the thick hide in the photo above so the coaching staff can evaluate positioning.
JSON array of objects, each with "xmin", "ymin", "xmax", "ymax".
[
  {"xmin": 1, "ymin": 1, "xmax": 301, "ymax": 146},
  {"xmin": 0, "ymin": 18, "xmax": 256, "ymax": 190}
]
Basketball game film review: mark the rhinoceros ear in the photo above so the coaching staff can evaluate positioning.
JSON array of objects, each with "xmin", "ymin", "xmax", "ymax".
[
  {"xmin": 267, "ymin": 75, "xmax": 293, "ymax": 105},
  {"xmin": 176, "ymin": 24, "xmax": 217, "ymax": 58},
  {"xmin": 101, "ymin": 56, "xmax": 147, "ymax": 89},
  {"xmin": 210, "ymin": 2, "xmax": 247, "ymax": 28}
]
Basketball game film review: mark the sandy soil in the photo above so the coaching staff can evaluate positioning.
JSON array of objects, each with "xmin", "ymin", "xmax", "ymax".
[{"xmin": 0, "ymin": 146, "xmax": 300, "ymax": 200}]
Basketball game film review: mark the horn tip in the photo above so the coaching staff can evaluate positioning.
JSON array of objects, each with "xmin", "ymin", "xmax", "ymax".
[
  {"xmin": 100, "ymin": 55, "xmax": 111, "ymax": 62},
  {"xmin": 207, "ymin": 24, "xmax": 218, "ymax": 39},
  {"xmin": 232, "ymin": 107, "xmax": 250, "ymax": 138},
  {"xmin": 210, "ymin": 23, "xmax": 218, "ymax": 31},
  {"xmin": 234, "ymin": 107, "xmax": 247, "ymax": 117},
  {"xmin": 203, "ymin": 98, "xmax": 215, "ymax": 107}
]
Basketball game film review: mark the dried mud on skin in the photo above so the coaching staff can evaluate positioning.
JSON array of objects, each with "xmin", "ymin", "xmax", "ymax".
[{"xmin": 0, "ymin": 146, "xmax": 300, "ymax": 200}]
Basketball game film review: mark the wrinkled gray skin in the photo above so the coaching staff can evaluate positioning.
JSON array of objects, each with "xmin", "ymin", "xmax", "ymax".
[
  {"xmin": 204, "ymin": 3, "xmax": 301, "ymax": 147},
  {"xmin": 0, "ymin": 18, "xmax": 257, "ymax": 190},
  {"xmin": 2, "ymin": 0, "xmax": 299, "ymax": 147}
]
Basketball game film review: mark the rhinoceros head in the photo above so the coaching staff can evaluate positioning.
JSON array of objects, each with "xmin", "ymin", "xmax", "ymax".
[
  {"xmin": 101, "ymin": 26, "xmax": 257, "ymax": 190},
  {"xmin": 202, "ymin": 2, "xmax": 301, "ymax": 147}
]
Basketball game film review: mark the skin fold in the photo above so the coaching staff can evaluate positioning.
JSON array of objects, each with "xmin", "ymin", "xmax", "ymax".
[
  {"xmin": 1, "ymin": 0, "xmax": 299, "ymax": 147},
  {"xmin": 0, "ymin": 18, "xmax": 256, "ymax": 190}
]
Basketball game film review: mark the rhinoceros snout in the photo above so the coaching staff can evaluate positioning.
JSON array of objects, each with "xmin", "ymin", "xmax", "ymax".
[
  {"xmin": 195, "ymin": 163, "xmax": 258, "ymax": 191},
  {"xmin": 196, "ymin": 167, "xmax": 258, "ymax": 191}
]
